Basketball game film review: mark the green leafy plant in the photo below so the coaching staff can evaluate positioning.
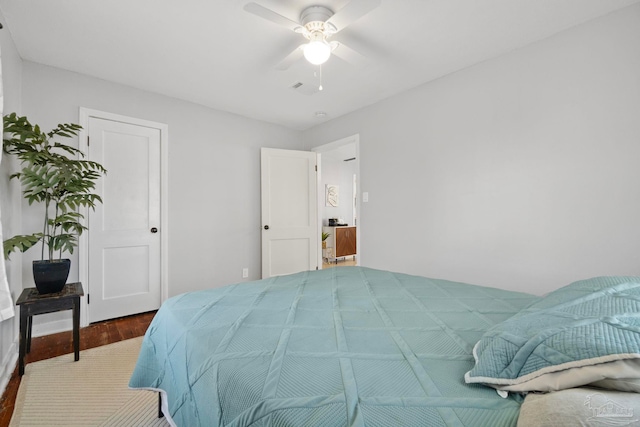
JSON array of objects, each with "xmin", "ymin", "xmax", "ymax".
[
  {"xmin": 322, "ymin": 232, "xmax": 330, "ymax": 241},
  {"xmin": 2, "ymin": 113, "xmax": 106, "ymax": 261}
]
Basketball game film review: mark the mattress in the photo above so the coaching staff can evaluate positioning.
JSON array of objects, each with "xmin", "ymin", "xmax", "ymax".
[{"xmin": 129, "ymin": 267, "xmax": 538, "ymax": 426}]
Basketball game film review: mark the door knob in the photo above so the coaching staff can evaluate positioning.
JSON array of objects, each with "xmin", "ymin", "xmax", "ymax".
[
  {"xmin": 150, "ymin": 227, "xmax": 158, "ymax": 233},
  {"xmin": 264, "ymin": 225, "xmax": 269, "ymax": 230}
]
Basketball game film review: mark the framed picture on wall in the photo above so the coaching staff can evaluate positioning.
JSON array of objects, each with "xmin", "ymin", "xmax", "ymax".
[{"xmin": 326, "ymin": 184, "xmax": 339, "ymax": 207}]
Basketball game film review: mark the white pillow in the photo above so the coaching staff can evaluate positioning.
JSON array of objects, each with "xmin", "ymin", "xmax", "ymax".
[{"xmin": 517, "ymin": 387, "xmax": 640, "ymax": 427}]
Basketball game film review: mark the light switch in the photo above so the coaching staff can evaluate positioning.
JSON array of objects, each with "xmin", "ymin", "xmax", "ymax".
[{"xmin": 362, "ymin": 192, "xmax": 369, "ymax": 203}]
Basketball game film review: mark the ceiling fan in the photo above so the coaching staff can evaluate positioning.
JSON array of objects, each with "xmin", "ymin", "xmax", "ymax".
[{"xmin": 244, "ymin": 0, "xmax": 381, "ymax": 70}]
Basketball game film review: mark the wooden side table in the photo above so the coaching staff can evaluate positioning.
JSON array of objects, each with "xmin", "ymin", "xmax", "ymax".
[{"xmin": 16, "ymin": 282, "xmax": 84, "ymax": 376}]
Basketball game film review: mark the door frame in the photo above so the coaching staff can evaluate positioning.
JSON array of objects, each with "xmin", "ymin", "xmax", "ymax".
[
  {"xmin": 77, "ymin": 108, "xmax": 169, "ymax": 327},
  {"xmin": 312, "ymin": 134, "xmax": 361, "ymax": 269}
]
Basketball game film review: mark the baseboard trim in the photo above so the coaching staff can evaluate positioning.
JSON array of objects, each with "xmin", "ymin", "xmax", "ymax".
[{"xmin": 31, "ymin": 318, "xmax": 72, "ymax": 338}]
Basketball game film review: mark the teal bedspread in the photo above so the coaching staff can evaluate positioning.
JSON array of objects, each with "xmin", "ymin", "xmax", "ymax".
[{"xmin": 129, "ymin": 267, "xmax": 537, "ymax": 426}]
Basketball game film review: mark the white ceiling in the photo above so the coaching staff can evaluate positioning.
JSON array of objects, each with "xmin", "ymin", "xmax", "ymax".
[{"xmin": 1, "ymin": 0, "xmax": 638, "ymax": 130}]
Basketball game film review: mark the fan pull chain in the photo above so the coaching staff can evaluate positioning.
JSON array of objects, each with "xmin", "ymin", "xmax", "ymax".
[{"xmin": 313, "ymin": 67, "xmax": 324, "ymax": 91}]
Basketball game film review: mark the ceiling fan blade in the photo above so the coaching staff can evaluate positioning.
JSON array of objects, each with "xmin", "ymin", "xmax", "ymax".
[
  {"xmin": 275, "ymin": 45, "xmax": 305, "ymax": 71},
  {"xmin": 331, "ymin": 42, "xmax": 367, "ymax": 66},
  {"xmin": 243, "ymin": 2, "xmax": 301, "ymax": 31},
  {"xmin": 326, "ymin": 0, "xmax": 382, "ymax": 33}
]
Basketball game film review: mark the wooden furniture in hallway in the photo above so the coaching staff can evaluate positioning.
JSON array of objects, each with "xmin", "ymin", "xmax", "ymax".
[{"xmin": 323, "ymin": 226, "xmax": 357, "ymax": 262}]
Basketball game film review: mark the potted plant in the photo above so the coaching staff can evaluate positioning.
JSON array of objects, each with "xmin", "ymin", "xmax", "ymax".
[
  {"xmin": 322, "ymin": 231, "xmax": 330, "ymax": 249},
  {"xmin": 2, "ymin": 113, "xmax": 106, "ymax": 294}
]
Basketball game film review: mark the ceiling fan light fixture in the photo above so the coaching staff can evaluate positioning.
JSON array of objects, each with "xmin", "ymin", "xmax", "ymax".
[{"xmin": 303, "ymin": 38, "xmax": 331, "ymax": 65}]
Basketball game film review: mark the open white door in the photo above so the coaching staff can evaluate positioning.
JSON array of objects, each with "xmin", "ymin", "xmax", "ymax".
[
  {"xmin": 261, "ymin": 148, "xmax": 318, "ymax": 278},
  {"xmin": 85, "ymin": 115, "xmax": 162, "ymax": 323}
]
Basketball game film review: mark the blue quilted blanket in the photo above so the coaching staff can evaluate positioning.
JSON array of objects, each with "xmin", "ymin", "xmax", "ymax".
[
  {"xmin": 129, "ymin": 267, "xmax": 537, "ymax": 426},
  {"xmin": 465, "ymin": 276, "xmax": 640, "ymax": 391}
]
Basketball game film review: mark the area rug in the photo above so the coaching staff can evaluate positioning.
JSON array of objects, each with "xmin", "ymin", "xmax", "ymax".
[{"xmin": 10, "ymin": 337, "xmax": 170, "ymax": 426}]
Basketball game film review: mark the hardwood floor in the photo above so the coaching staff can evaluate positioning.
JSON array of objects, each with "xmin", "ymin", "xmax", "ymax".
[{"xmin": 0, "ymin": 311, "xmax": 156, "ymax": 427}]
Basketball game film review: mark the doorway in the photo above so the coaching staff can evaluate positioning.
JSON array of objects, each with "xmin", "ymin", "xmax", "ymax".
[
  {"xmin": 312, "ymin": 135, "xmax": 360, "ymax": 269},
  {"xmin": 78, "ymin": 109, "xmax": 169, "ymax": 325}
]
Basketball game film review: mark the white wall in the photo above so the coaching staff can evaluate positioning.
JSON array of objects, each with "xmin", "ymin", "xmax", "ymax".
[
  {"xmin": 0, "ymin": 10, "xmax": 23, "ymax": 397},
  {"xmin": 16, "ymin": 61, "xmax": 303, "ymax": 333},
  {"xmin": 303, "ymin": 4, "xmax": 640, "ymax": 295},
  {"xmin": 321, "ymin": 157, "xmax": 356, "ymax": 226}
]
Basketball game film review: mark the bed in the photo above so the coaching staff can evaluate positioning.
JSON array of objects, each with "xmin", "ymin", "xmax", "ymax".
[{"xmin": 129, "ymin": 267, "xmax": 640, "ymax": 426}]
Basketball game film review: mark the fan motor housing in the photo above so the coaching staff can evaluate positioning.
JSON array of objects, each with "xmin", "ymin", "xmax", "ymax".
[{"xmin": 300, "ymin": 6, "xmax": 333, "ymax": 25}]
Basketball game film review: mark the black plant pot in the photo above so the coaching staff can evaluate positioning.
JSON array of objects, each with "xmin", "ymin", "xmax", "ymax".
[{"xmin": 33, "ymin": 259, "xmax": 71, "ymax": 294}]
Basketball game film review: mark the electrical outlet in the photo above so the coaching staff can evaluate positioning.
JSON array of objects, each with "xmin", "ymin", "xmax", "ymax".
[{"xmin": 242, "ymin": 268, "xmax": 249, "ymax": 278}]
